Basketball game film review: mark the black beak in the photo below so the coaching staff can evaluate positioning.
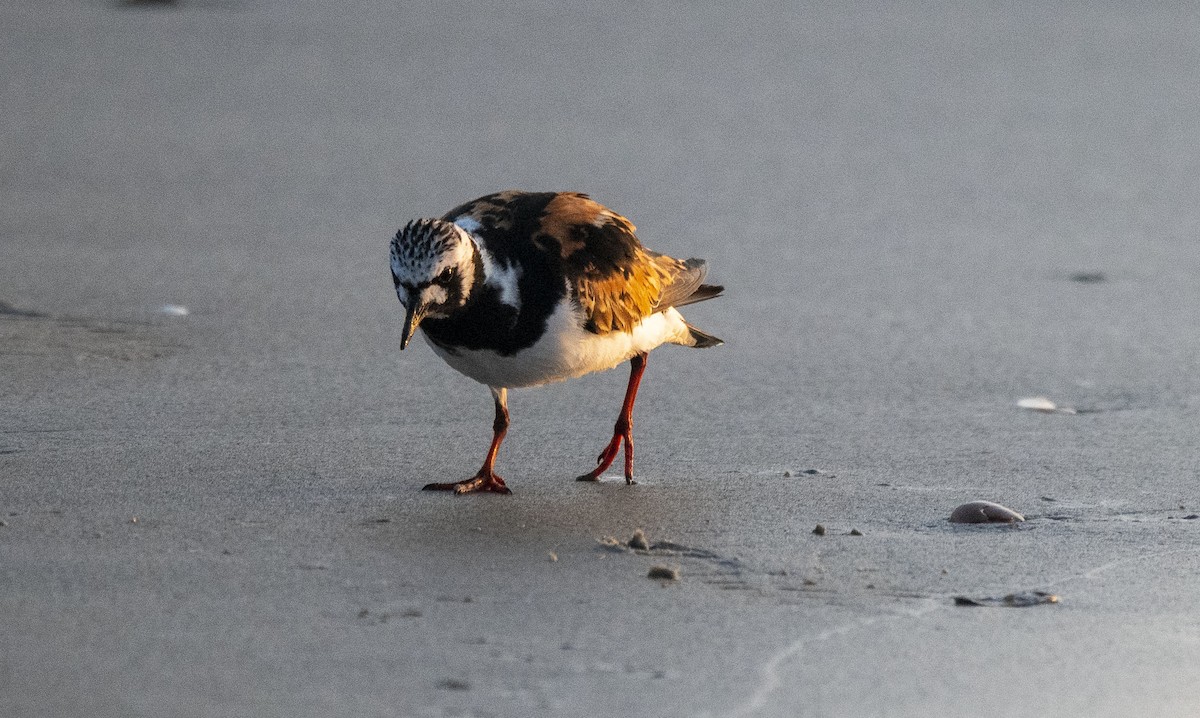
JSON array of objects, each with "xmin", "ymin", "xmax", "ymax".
[{"xmin": 400, "ymin": 301, "xmax": 426, "ymax": 350}]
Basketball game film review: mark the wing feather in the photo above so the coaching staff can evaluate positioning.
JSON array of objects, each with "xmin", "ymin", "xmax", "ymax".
[{"xmin": 533, "ymin": 193, "xmax": 709, "ymax": 334}]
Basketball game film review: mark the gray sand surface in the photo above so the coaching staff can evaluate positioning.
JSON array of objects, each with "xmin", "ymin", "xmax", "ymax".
[{"xmin": 3, "ymin": 2, "xmax": 1200, "ymax": 716}]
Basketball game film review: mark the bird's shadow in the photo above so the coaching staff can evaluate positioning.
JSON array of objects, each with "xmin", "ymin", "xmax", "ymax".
[{"xmin": 359, "ymin": 476, "xmax": 715, "ymax": 557}]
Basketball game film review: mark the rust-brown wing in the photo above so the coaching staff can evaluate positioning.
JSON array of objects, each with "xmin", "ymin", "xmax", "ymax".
[{"xmin": 533, "ymin": 193, "xmax": 696, "ymax": 335}]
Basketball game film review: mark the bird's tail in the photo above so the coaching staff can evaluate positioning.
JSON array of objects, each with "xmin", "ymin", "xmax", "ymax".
[
  {"xmin": 685, "ymin": 322, "xmax": 723, "ymax": 348},
  {"xmin": 675, "ymin": 283, "xmax": 724, "ymax": 307}
]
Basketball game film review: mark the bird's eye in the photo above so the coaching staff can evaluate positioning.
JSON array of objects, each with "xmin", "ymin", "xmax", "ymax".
[{"xmin": 437, "ymin": 267, "xmax": 455, "ymax": 284}]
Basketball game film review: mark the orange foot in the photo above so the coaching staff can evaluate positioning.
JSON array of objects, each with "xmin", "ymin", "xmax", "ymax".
[{"xmin": 423, "ymin": 472, "xmax": 511, "ymax": 495}]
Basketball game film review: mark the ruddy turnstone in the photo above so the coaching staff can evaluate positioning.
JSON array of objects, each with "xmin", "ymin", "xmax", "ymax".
[{"xmin": 389, "ymin": 190, "xmax": 723, "ymax": 494}]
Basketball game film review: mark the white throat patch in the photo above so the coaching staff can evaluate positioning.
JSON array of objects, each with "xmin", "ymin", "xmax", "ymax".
[{"xmin": 454, "ymin": 217, "xmax": 521, "ymax": 310}]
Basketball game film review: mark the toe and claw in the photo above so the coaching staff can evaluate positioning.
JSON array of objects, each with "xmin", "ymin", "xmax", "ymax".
[
  {"xmin": 423, "ymin": 472, "xmax": 511, "ymax": 495},
  {"xmin": 575, "ymin": 424, "xmax": 635, "ymax": 485}
]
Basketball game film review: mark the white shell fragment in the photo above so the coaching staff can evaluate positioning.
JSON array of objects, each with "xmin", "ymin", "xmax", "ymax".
[
  {"xmin": 1017, "ymin": 396, "xmax": 1056, "ymax": 411},
  {"xmin": 1017, "ymin": 396, "xmax": 1076, "ymax": 414},
  {"xmin": 950, "ymin": 500, "xmax": 1025, "ymax": 524},
  {"xmin": 157, "ymin": 304, "xmax": 190, "ymax": 316}
]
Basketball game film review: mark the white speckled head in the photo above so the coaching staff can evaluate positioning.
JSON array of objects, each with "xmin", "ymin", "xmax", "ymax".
[{"xmin": 390, "ymin": 218, "xmax": 478, "ymax": 348}]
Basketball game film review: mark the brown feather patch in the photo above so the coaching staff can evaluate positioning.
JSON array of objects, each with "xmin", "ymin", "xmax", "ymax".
[
  {"xmin": 443, "ymin": 190, "xmax": 525, "ymax": 232},
  {"xmin": 538, "ymin": 193, "xmax": 636, "ymax": 260}
]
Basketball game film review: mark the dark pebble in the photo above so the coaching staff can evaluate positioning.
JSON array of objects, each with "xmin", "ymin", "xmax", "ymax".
[{"xmin": 647, "ymin": 565, "xmax": 680, "ymax": 581}]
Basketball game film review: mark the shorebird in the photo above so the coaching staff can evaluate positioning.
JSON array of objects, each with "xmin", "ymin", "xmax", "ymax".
[{"xmin": 389, "ymin": 190, "xmax": 723, "ymax": 494}]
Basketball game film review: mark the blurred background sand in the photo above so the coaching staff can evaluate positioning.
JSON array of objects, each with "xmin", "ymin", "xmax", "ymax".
[{"xmin": 3, "ymin": 2, "xmax": 1199, "ymax": 716}]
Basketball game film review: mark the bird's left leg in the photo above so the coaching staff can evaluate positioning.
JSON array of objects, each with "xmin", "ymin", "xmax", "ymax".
[
  {"xmin": 424, "ymin": 387, "xmax": 512, "ymax": 494},
  {"xmin": 576, "ymin": 352, "xmax": 647, "ymax": 485}
]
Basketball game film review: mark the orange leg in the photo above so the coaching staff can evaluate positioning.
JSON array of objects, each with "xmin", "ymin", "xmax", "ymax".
[
  {"xmin": 576, "ymin": 352, "xmax": 647, "ymax": 485},
  {"xmin": 423, "ymin": 387, "xmax": 512, "ymax": 495}
]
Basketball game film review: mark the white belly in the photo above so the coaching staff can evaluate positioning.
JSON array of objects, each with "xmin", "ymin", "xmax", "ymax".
[{"xmin": 425, "ymin": 302, "xmax": 692, "ymax": 388}]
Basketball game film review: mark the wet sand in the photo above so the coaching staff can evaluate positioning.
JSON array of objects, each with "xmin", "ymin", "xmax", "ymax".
[{"xmin": 3, "ymin": 2, "xmax": 1200, "ymax": 716}]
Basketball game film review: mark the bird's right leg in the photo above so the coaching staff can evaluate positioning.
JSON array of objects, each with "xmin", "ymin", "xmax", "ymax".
[
  {"xmin": 576, "ymin": 352, "xmax": 647, "ymax": 485},
  {"xmin": 423, "ymin": 387, "xmax": 512, "ymax": 495}
]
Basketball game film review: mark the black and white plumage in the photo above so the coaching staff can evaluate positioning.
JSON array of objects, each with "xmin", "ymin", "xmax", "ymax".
[{"xmin": 389, "ymin": 190, "xmax": 723, "ymax": 494}]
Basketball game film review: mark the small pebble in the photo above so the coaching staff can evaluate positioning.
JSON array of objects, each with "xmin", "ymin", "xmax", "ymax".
[
  {"xmin": 0, "ymin": 520, "xmax": 7, "ymax": 527},
  {"xmin": 129, "ymin": 517, "xmax": 139, "ymax": 524},
  {"xmin": 849, "ymin": 528, "xmax": 863, "ymax": 536},
  {"xmin": 436, "ymin": 678, "xmax": 470, "ymax": 691},
  {"xmin": 783, "ymin": 471, "xmax": 792, "ymax": 477},
  {"xmin": 1004, "ymin": 592, "xmax": 1059, "ymax": 607},
  {"xmin": 548, "ymin": 551, "xmax": 558, "ymax": 562},
  {"xmin": 647, "ymin": 565, "xmax": 680, "ymax": 581},
  {"xmin": 950, "ymin": 501, "xmax": 1025, "ymax": 524},
  {"xmin": 955, "ymin": 590, "xmax": 1059, "ymax": 608},
  {"xmin": 628, "ymin": 528, "xmax": 650, "ymax": 551},
  {"xmin": 812, "ymin": 524, "xmax": 826, "ymax": 536},
  {"xmin": 598, "ymin": 535, "xmax": 623, "ymax": 549}
]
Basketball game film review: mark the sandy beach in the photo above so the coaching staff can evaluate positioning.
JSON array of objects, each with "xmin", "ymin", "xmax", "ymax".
[{"xmin": 3, "ymin": 2, "xmax": 1200, "ymax": 716}]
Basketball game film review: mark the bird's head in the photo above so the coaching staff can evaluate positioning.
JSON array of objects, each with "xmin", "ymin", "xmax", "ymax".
[{"xmin": 389, "ymin": 218, "xmax": 478, "ymax": 349}]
